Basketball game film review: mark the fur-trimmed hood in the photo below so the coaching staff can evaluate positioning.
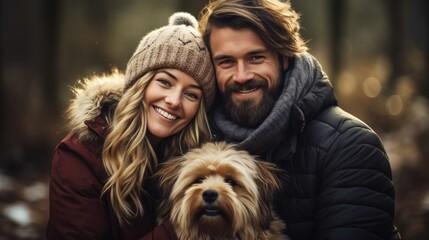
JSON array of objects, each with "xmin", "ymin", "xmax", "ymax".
[{"xmin": 65, "ymin": 69, "xmax": 125, "ymax": 140}]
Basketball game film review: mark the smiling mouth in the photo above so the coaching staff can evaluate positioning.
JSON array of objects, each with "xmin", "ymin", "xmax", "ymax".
[
  {"xmin": 154, "ymin": 106, "xmax": 178, "ymax": 120},
  {"xmin": 236, "ymin": 87, "xmax": 259, "ymax": 93}
]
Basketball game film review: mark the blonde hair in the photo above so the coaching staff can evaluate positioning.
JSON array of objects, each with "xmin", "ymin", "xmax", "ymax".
[
  {"xmin": 199, "ymin": 0, "xmax": 307, "ymax": 58},
  {"xmin": 102, "ymin": 70, "xmax": 211, "ymax": 225}
]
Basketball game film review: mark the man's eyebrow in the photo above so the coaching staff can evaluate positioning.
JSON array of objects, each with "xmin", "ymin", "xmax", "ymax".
[
  {"xmin": 247, "ymin": 49, "xmax": 268, "ymax": 55},
  {"xmin": 212, "ymin": 54, "xmax": 231, "ymax": 62},
  {"xmin": 213, "ymin": 49, "xmax": 269, "ymax": 61}
]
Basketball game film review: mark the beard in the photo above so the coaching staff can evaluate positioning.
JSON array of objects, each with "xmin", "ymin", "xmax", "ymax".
[{"xmin": 222, "ymin": 72, "xmax": 283, "ymax": 128}]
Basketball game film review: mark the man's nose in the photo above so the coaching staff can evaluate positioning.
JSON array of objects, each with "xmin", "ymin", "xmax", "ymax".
[{"xmin": 233, "ymin": 61, "xmax": 253, "ymax": 84}]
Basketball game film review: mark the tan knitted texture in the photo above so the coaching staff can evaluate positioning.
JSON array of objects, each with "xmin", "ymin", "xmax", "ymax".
[{"xmin": 125, "ymin": 12, "xmax": 215, "ymax": 109}]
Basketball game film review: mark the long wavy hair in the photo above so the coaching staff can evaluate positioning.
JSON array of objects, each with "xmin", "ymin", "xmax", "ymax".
[
  {"xmin": 101, "ymin": 70, "xmax": 211, "ymax": 225},
  {"xmin": 199, "ymin": 0, "xmax": 307, "ymax": 58}
]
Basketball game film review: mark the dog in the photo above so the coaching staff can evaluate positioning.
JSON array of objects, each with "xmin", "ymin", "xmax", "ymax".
[{"xmin": 155, "ymin": 141, "xmax": 289, "ymax": 240}]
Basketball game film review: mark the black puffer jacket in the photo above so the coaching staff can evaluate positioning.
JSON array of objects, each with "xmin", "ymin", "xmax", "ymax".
[{"xmin": 210, "ymin": 52, "xmax": 398, "ymax": 239}]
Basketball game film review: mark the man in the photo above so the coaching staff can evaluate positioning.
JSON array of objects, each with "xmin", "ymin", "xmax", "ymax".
[{"xmin": 199, "ymin": 0, "xmax": 400, "ymax": 239}]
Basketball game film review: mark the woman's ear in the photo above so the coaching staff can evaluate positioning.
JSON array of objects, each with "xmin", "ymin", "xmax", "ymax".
[{"xmin": 282, "ymin": 56, "xmax": 290, "ymax": 71}]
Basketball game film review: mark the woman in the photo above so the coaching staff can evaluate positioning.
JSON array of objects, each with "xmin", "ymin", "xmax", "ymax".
[{"xmin": 47, "ymin": 12, "xmax": 215, "ymax": 239}]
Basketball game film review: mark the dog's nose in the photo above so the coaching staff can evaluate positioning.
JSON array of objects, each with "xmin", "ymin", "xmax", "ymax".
[{"xmin": 202, "ymin": 189, "xmax": 218, "ymax": 203}]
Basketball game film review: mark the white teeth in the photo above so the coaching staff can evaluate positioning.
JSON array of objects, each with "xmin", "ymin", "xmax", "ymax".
[
  {"xmin": 154, "ymin": 107, "xmax": 177, "ymax": 120},
  {"xmin": 238, "ymin": 88, "xmax": 257, "ymax": 93}
]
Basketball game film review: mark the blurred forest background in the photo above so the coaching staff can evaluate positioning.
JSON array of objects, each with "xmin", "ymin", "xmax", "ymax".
[{"xmin": 1, "ymin": 0, "xmax": 428, "ymax": 239}]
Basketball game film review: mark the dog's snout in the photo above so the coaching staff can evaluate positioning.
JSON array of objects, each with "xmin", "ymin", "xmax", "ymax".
[{"xmin": 202, "ymin": 189, "xmax": 218, "ymax": 203}]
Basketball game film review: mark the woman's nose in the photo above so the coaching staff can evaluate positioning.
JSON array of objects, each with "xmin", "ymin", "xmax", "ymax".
[{"xmin": 165, "ymin": 92, "xmax": 181, "ymax": 108}]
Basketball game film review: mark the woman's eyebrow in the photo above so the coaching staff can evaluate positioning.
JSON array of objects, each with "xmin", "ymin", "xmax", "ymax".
[
  {"xmin": 157, "ymin": 70, "xmax": 202, "ymax": 90},
  {"xmin": 157, "ymin": 69, "xmax": 177, "ymax": 80}
]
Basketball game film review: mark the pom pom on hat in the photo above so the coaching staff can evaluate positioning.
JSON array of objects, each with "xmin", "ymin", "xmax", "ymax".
[
  {"xmin": 125, "ymin": 12, "xmax": 215, "ymax": 110},
  {"xmin": 168, "ymin": 12, "xmax": 198, "ymax": 29}
]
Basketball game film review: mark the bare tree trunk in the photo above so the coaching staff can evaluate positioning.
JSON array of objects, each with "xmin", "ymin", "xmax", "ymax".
[
  {"xmin": 423, "ymin": 0, "xmax": 429, "ymax": 98},
  {"xmin": 0, "ymin": 0, "xmax": 5, "ymax": 148},
  {"xmin": 42, "ymin": 0, "xmax": 60, "ymax": 114},
  {"xmin": 329, "ymin": 0, "xmax": 345, "ymax": 82},
  {"xmin": 387, "ymin": 0, "xmax": 402, "ymax": 90}
]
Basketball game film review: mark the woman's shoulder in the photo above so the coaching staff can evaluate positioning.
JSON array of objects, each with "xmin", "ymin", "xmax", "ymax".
[
  {"xmin": 53, "ymin": 130, "xmax": 108, "ymax": 186},
  {"xmin": 65, "ymin": 69, "xmax": 125, "ymax": 141}
]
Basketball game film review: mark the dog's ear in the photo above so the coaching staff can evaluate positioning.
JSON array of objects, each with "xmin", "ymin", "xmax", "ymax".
[
  {"xmin": 155, "ymin": 156, "xmax": 185, "ymax": 191},
  {"xmin": 154, "ymin": 155, "xmax": 187, "ymax": 221},
  {"xmin": 255, "ymin": 160, "xmax": 287, "ymax": 196},
  {"xmin": 254, "ymin": 160, "xmax": 288, "ymax": 228}
]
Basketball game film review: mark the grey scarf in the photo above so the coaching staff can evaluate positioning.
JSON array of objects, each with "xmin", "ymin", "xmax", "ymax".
[{"xmin": 213, "ymin": 52, "xmax": 320, "ymax": 155}]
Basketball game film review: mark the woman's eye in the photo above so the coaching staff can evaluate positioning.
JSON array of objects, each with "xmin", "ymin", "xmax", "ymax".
[
  {"xmin": 224, "ymin": 178, "xmax": 237, "ymax": 186},
  {"xmin": 185, "ymin": 92, "xmax": 200, "ymax": 100},
  {"xmin": 156, "ymin": 79, "xmax": 171, "ymax": 87}
]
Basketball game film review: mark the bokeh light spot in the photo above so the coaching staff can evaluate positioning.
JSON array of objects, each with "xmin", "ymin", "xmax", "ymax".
[
  {"xmin": 363, "ymin": 76, "xmax": 381, "ymax": 98},
  {"xmin": 386, "ymin": 95, "xmax": 403, "ymax": 116}
]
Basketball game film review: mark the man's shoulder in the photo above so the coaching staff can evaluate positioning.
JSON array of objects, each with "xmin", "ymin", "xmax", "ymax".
[
  {"xmin": 299, "ymin": 107, "xmax": 391, "ymax": 179},
  {"xmin": 312, "ymin": 106, "xmax": 372, "ymax": 132},
  {"xmin": 302, "ymin": 106, "xmax": 384, "ymax": 151}
]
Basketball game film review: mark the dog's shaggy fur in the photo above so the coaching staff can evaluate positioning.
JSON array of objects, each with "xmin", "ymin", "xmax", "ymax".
[{"xmin": 156, "ymin": 142, "xmax": 289, "ymax": 240}]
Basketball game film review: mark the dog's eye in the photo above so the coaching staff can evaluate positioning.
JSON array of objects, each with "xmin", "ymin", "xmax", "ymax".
[
  {"xmin": 224, "ymin": 178, "xmax": 237, "ymax": 186},
  {"xmin": 193, "ymin": 177, "xmax": 204, "ymax": 184}
]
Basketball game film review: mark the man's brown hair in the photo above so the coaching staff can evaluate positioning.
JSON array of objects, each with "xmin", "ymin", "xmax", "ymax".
[{"xmin": 199, "ymin": 0, "xmax": 307, "ymax": 58}]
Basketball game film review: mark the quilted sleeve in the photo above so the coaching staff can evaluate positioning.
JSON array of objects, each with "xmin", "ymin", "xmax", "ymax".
[{"xmin": 315, "ymin": 121, "xmax": 395, "ymax": 240}]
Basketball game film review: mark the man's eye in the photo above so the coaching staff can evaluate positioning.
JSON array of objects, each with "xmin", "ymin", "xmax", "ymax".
[
  {"xmin": 249, "ymin": 56, "xmax": 264, "ymax": 63},
  {"xmin": 218, "ymin": 59, "xmax": 234, "ymax": 68}
]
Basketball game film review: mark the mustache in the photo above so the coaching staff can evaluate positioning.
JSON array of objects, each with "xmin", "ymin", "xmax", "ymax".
[{"xmin": 225, "ymin": 79, "xmax": 268, "ymax": 92}]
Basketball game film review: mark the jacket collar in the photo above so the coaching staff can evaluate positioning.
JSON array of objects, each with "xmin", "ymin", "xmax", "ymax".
[{"xmin": 84, "ymin": 115, "xmax": 109, "ymax": 140}]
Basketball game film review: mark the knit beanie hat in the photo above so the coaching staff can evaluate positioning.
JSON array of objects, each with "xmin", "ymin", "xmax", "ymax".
[{"xmin": 125, "ymin": 12, "xmax": 216, "ymax": 109}]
